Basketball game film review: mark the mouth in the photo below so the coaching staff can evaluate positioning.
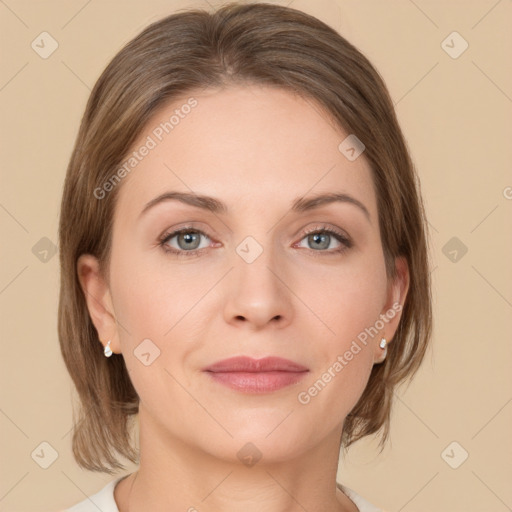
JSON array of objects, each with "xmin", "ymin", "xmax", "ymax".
[{"xmin": 202, "ymin": 356, "xmax": 309, "ymax": 393}]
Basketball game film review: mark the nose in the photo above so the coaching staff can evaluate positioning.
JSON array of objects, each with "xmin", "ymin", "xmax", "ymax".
[{"xmin": 222, "ymin": 242, "xmax": 294, "ymax": 331}]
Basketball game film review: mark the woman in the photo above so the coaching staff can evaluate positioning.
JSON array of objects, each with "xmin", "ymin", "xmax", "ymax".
[{"xmin": 59, "ymin": 3, "xmax": 432, "ymax": 511}]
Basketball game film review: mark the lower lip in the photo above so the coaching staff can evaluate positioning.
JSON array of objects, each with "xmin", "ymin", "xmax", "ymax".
[{"xmin": 204, "ymin": 371, "xmax": 308, "ymax": 393}]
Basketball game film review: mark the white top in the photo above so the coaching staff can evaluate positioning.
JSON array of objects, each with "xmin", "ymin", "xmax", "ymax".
[{"xmin": 65, "ymin": 475, "xmax": 383, "ymax": 512}]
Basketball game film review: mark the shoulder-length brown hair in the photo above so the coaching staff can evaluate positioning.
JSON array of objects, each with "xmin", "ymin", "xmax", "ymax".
[{"xmin": 59, "ymin": 1, "xmax": 433, "ymax": 474}]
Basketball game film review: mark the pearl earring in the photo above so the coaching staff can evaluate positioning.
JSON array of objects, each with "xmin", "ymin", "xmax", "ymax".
[
  {"xmin": 104, "ymin": 340, "xmax": 113, "ymax": 357},
  {"xmin": 379, "ymin": 338, "xmax": 387, "ymax": 349}
]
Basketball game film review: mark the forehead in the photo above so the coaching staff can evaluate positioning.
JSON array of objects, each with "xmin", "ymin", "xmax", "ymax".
[{"xmin": 115, "ymin": 84, "xmax": 376, "ymax": 222}]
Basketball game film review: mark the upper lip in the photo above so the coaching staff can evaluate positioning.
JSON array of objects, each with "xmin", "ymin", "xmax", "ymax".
[{"xmin": 203, "ymin": 356, "xmax": 309, "ymax": 373}]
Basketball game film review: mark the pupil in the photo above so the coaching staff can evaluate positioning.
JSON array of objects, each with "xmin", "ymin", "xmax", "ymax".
[
  {"xmin": 311, "ymin": 233, "xmax": 328, "ymax": 250},
  {"xmin": 181, "ymin": 232, "xmax": 198, "ymax": 249}
]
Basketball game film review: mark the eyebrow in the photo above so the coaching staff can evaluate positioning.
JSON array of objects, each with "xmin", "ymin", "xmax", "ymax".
[{"xmin": 139, "ymin": 191, "xmax": 371, "ymax": 222}]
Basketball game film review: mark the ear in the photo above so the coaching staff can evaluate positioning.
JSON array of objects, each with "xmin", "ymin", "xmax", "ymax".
[
  {"xmin": 76, "ymin": 254, "xmax": 121, "ymax": 355},
  {"xmin": 373, "ymin": 256, "xmax": 409, "ymax": 364}
]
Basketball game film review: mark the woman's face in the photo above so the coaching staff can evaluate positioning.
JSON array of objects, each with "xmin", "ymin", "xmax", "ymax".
[{"xmin": 80, "ymin": 84, "xmax": 407, "ymax": 463}]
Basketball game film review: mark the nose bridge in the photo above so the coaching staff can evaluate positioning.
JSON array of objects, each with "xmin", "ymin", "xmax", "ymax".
[
  {"xmin": 223, "ymin": 233, "xmax": 293, "ymax": 328},
  {"xmin": 235, "ymin": 235, "xmax": 278, "ymax": 285}
]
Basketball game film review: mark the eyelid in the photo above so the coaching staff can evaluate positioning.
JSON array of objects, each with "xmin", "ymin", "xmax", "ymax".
[
  {"xmin": 158, "ymin": 221, "xmax": 213, "ymax": 242},
  {"xmin": 299, "ymin": 224, "xmax": 351, "ymax": 243}
]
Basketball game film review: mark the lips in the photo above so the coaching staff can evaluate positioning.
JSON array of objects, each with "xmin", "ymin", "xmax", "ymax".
[
  {"xmin": 203, "ymin": 356, "xmax": 309, "ymax": 373},
  {"xmin": 202, "ymin": 356, "xmax": 309, "ymax": 393}
]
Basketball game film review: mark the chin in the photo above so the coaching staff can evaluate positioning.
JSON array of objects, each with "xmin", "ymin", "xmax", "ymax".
[{"xmin": 198, "ymin": 424, "xmax": 314, "ymax": 464}]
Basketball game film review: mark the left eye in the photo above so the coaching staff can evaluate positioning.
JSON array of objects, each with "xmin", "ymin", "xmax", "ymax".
[{"xmin": 295, "ymin": 229, "xmax": 348, "ymax": 252}]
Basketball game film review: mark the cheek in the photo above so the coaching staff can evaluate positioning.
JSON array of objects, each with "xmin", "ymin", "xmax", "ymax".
[
  {"xmin": 110, "ymin": 242, "xmax": 210, "ymax": 341},
  {"xmin": 302, "ymin": 253, "xmax": 388, "ymax": 347},
  {"xmin": 109, "ymin": 252, "xmax": 199, "ymax": 407},
  {"xmin": 294, "ymin": 263, "xmax": 384, "ymax": 418}
]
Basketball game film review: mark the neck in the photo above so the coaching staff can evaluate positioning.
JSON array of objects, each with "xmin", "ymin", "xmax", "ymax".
[{"xmin": 117, "ymin": 410, "xmax": 358, "ymax": 512}]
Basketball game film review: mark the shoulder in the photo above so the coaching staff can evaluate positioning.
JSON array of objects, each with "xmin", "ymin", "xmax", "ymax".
[
  {"xmin": 337, "ymin": 482, "xmax": 385, "ymax": 512},
  {"xmin": 63, "ymin": 475, "xmax": 128, "ymax": 512}
]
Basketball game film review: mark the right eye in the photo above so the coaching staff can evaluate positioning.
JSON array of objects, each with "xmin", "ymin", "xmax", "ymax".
[{"xmin": 159, "ymin": 228, "xmax": 213, "ymax": 257}]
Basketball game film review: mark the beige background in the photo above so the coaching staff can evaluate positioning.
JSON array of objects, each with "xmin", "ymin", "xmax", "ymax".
[{"xmin": 1, "ymin": 0, "xmax": 511, "ymax": 511}]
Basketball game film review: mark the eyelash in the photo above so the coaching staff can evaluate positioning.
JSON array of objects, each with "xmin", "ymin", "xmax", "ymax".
[{"xmin": 158, "ymin": 225, "xmax": 352, "ymax": 258}]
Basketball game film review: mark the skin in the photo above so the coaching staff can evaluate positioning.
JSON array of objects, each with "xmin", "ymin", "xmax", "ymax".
[{"xmin": 78, "ymin": 84, "xmax": 409, "ymax": 512}]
